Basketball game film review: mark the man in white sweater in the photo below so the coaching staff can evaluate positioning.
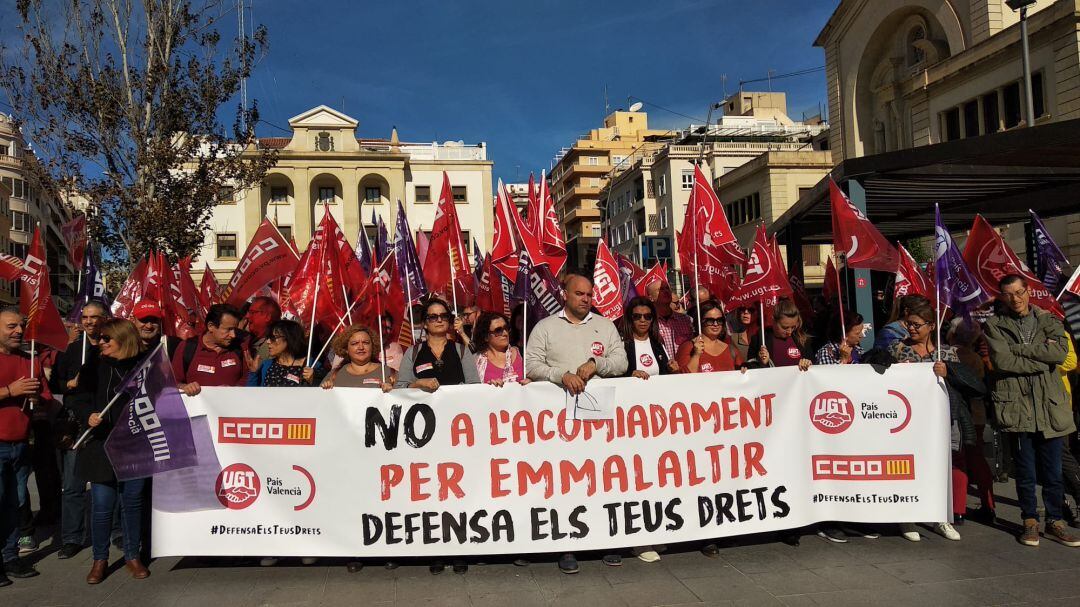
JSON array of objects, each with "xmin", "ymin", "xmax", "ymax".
[{"xmin": 526, "ymin": 273, "xmax": 627, "ymax": 573}]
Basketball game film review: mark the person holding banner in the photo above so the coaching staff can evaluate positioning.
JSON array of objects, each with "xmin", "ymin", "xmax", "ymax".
[
  {"xmin": 888, "ymin": 298, "xmax": 967, "ymax": 542},
  {"xmin": 815, "ymin": 311, "xmax": 865, "ymax": 365},
  {"xmin": 68, "ymin": 318, "xmax": 151, "ymax": 583},
  {"xmin": 171, "ymin": 304, "xmax": 248, "ymax": 396},
  {"xmin": 621, "ymin": 297, "xmax": 673, "ymax": 380},
  {"xmin": 473, "ymin": 312, "xmax": 529, "ymax": 386},
  {"xmin": 676, "ymin": 300, "xmax": 745, "ymax": 374},
  {"xmin": 984, "ymin": 275, "xmax": 1080, "ymax": 548},
  {"xmin": 321, "ymin": 324, "xmax": 393, "ymax": 391},
  {"xmin": 246, "ymin": 320, "xmax": 320, "ymax": 388},
  {"xmin": 396, "ymin": 299, "xmax": 480, "ymax": 394},
  {"xmin": 747, "ymin": 299, "xmax": 813, "ymax": 371},
  {"xmin": 644, "ymin": 281, "xmax": 692, "ymax": 366},
  {"xmin": 0, "ymin": 308, "xmax": 46, "ymax": 584}
]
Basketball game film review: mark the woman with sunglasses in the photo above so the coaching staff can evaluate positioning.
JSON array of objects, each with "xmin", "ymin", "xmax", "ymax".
[
  {"xmin": 396, "ymin": 298, "xmax": 481, "ymax": 394},
  {"xmin": 69, "ymin": 319, "xmax": 150, "ymax": 584},
  {"xmin": 473, "ymin": 312, "xmax": 530, "ymax": 386},
  {"xmin": 246, "ymin": 319, "xmax": 321, "ymax": 388},
  {"xmin": 888, "ymin": 298, "xmax": 984, "ymax": 543},
  {"xmin": 321, "ymin": 324, "xmax": 393, "ymax": 391},
  {"xmin": 622, "ymin": 296, "xmax": 672, "ymax": 380},
  {"xmin": 677, "ymin": 300, "xmax": 745, "ymax": 374}
]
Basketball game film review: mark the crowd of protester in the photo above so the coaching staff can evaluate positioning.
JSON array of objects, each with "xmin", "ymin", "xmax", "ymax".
[{"xmin": 1, "ymin": 270, "xmax": 1079, "ymax": 587}]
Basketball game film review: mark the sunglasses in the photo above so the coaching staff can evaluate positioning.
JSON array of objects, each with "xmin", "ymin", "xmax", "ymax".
[
  {"xmin": 904, "ymin": 321, "xmax": 929, "ymax": 330},
  {"xmin": 268, "ymin": 334, "xmax": 285, "ymax": 343},
  {"xmin": 702, "ymin": 317, "xmax": 724, "ymax": 326},
  {"xmin": 99, "ymin": 335, "xmax": 113, "ymax": 343},
  {"xmin": 426, "ymin": 313, "xmax": 452, "ymax": 322},
  {"xmin": 489, "ymin": 326, "xmax": 509, "ymax": 336},
  {"xmin": 631, "ymin": 313, "xmax": 654, "ymax": 321}
]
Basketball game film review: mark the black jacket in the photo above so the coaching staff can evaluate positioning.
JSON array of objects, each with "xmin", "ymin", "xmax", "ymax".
[
  {"xmin": 49, "ymin": 338, "xmax": 100, "ymax": 396},
  {"xmin": 747, "ymin": 328, "xmax": 815, "ymax": 368},
  {"xmin": 622, "ymin": 334, "xmax": 673, "ymax": 376},
  {"xmin": 68, "ymin": 352, "xmax": 148, "ymax": 484}
]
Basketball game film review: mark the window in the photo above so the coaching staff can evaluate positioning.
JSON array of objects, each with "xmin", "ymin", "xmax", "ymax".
[
  {"xmin": 802, "ymin": 245, "xmax": 821, "ymax": 266},
  {"xmin": 10, "ymin": 242, "xmax": 27, "ymax": 259},
  {"xmin": 1003, "ymin": 82, "xmax": 1021, "ymax": 129},
  {"xmin": 942, "ymin": 107, "xmax": 961, "ymax": 141},
  {"xmin": 451, "ymin": 186, "xmax": 467, "ymax": 202},
  {"xmin": 681, "ymin": 170, "xmax": 694, "ymax": 190},
  {"xmin": 659, "ymin": 208, "xmax": 668, "ymax": 230},
  {"xmin": 218, "ymin": 186, "xmax": 235, "ymax": 205},
  {"xmin": 1033, "ymin": 71, "xmax": 1046, "ymax": 119},
  {"xmin": 0, "ymin": 145, "xmax": 7, "ymax": 156},
  {"xmin": 318, "ymin": 187, "xmax": 336, "ymax": 203},
  {"xmin": 658, "ymin": 175, "xmax": 667, "ymax": 197},
  {"xmin": 216, "ymin": 233, "xmax": 238, "ymax": 259},
  {"xmin": 415, "ymin": 185, "xmax": 431, "ymax": 203},
  {"xmin": 612, "ymin": 155, "xmax": 625, "ymax": 168},
  {"xmin": 270, "ymin": 186, "xmax": 288, "ymax": 203},
  {"xmin": 365, "ymin": 186, "xmax": 381, "ymax": 203},
  {"xmin": 10, "ymin": 210, "xmax": 30, "ymax": 232},
  {"xmin": 276, "ymin": 225, "xmax": 292, "ymax": 242},
  {"xmin": 315, "ymin": 132, "xmax": 334, "ymax": 152},
  {"xmin": 906, "ymin": 25, "xmax": 926, "ymax": 67},
  {"xmin": 982, "ymin": 92, "xmax": 1000, "ymax": 134},
  {"xmin": 587, "ymin": 156, "xmax": 599, "ymax": 166},
  {"xmin": 963, "ymin": 100, "xmax": 979, "ymax": 138}
]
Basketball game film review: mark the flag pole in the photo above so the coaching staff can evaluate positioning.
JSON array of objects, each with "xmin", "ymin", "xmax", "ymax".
[
  {"xmin": 376, "ymin": 289, "xmax": 387, "ymax": 385},
  {"xmin": 306, "ymin": 202, "xmax": 329, "ymax": 365},
  {"xmin": 449, "ymin": 241, "xmax": 458, "ymax": 315},
  {"xmin": 73, "ymin": 342, "xmax": 164, "ymax": 449},
  {"xmin": 934, "ymin": 205, "xmax": 942, "ymax": 363},
  {"xmin": 833, "ymin": 253, "xmax": 845, "ymax": 338}
]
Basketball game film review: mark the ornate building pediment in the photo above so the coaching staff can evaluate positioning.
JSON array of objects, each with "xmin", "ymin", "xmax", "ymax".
[{"xmin": 288, "ymin": 105, "xmax": 359, "ymax": 129}]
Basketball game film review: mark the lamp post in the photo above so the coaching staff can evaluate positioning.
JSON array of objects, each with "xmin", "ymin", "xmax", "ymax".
[{"xmin": 1007, "ymin": 0, "xmax": 1038, "ymax": 127}]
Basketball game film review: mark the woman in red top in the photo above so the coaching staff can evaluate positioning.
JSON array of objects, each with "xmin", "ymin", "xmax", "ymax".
[{"xmin": 676, "ymin": 300, "xmax": 745, "ymax": 373}]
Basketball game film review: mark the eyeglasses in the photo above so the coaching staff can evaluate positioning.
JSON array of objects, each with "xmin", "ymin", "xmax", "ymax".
[
  {"xmin": 426, "ymin": 313, "xmax": 452, "ymax": 322},
  {"xmin": 904, "ymin": 320, "xmax": 929, "ymax": 331},
  {"xmin": 631, "ymin": 313, "xmax": 654, "ymax": 321},
  {"xmin": 99, "ymin": 335, "xmax": 113, "ymax": 343},
  {"xmin": 489, "ymin": 326, "xmax": 509, "ymax": 336},
  {"xmin": 1001, "ymin": 288, "xmax": 1028, "ymax": 300},
  {"xmin": 702, "ymin": 317, "xmax": 724, "ymax": 326}
]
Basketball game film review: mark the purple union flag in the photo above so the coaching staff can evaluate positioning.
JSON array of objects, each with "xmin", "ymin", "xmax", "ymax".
[{"xmin": 105, "ymin": 345, "xmax": 198, "ymax": 481}]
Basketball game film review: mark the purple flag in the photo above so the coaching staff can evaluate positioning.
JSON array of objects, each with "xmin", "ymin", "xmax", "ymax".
[
  {"xmin": 616, "ymin": 253, "xmax": 640, "ymax": 311},
  {"xmin": 1030, "ymin": 210, "xmax": 1070, "ymax": 292},
  {"xmin": 355, "ymin": 223, "xmax": 373, "ymax": 274},
  {"xmin": 68, "ymin": 247, "xmax": 110, "ymax": 322},
  {"xmin": 472, "ymin": 238, "xmax": 484, "ymax": 283},
  {"xmin": 934, "ymin": 204, "xmax": 991, "ymax": 317},
  {"xmin": 104, "ymin": 345, "xmax": 198, "ymax": 481},
  {"xmin": 530, "ymin": 263, "xmax": 565, "ymax": 320},
  {"xmin": 394, "ymin": 201, "xmax": 428, "ymax": 302},
  {"xmin": 512, "ymin": 253, "xmax": 532, "ymax": 302},
  {"xmin": 374, "ymin": 210, "xmax": 390, "ymax": 263}
]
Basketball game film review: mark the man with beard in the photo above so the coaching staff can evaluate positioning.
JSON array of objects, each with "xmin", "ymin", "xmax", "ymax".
[{"xmin": 131, "ymin": 300, "xmax": 181, "ymax": 359}]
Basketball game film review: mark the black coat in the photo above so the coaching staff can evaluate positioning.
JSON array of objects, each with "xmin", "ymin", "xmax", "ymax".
[
  {"xmin": 49, "ymin": 338, "xmax": 99, "ymax": 396},
  {"xmin": 622, "ymin": 334, "xmax": 673, "ymax": 376},
  {"xmin": 747, "ymin": 328, "xmax": 815, "ymax": 369},
  {"xmin": 68, "ymin": 352, "xmax": 147, "ymax": 484}
]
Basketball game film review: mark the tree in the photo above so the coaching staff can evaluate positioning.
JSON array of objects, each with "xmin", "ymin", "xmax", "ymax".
[
  {"xmin": 1, "ymin": 0, "xmax": 277, "ymax": 264},
  {"xmin": 903, "ymin": 237, "xmax": 931, "ymax": 265}
]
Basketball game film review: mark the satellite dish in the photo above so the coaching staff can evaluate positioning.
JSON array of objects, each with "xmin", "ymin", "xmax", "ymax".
[{"xmin": 629, "ymin": 102, "xmax": 643, "ymax": 112}]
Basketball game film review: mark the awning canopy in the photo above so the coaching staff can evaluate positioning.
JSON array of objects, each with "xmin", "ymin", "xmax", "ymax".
[{"xmin": 769, "ymin": 118, "xmax": 1080, "ymax": 245}]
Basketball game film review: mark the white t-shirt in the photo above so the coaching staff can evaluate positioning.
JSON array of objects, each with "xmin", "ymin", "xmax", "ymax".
[{"xmin": 634, "ymin": 338, "xmax": 660, "ymax": 377}]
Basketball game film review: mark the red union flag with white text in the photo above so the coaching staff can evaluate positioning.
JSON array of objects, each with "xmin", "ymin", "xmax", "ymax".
[
  {"xmin": 729, "ymin": 224, "xmax": 791, "ymax": 307},
  {"xmin": 830, "ymin": 178, "xmax": 899, "ymax": 272},
  {"xmin": 19, "ymin": 228, "xmax": 69, "ymax": 350},
  {"xmin": 961, "ymin": 215, "xmax": 1063, "ymax": 317},
  {"xmin": 592, "ymin": 240, "xmax": 623, "ymax": 320},
  {"xmin": 894, "ymin": 243, "xmax": 932, "ymax": 299},
  {"xmin": 222, "ymin": 219, "xmax": 297, "ymax": 307}
]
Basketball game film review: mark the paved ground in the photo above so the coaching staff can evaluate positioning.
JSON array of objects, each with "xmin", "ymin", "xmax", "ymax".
[{"xmin": 5, "ymin": 481, "xmax": 1080, "ymax": 606}]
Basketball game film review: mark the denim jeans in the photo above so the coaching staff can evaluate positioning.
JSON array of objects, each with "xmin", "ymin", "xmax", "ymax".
[
  {"xmin": 90, "ymin": 478, "xmax": 145, "ymax": 561},
  {"xmin": 0, "ymin": 440, "xmax": 31, "ymax": 563},
  {"xmin": 1012, "ymin": 432, "xmax": 1065, "ymax": 522},
  {"xmin": 60, "ymin": 449, "xmax": 87, "ymax": 546}
]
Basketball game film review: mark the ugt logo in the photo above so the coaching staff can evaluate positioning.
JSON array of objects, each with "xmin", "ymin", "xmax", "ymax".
[
  {"xmin": 215, "ymin": 463, "xmax": 261, "ymax": 509},
  {"xmin": 809, "ymin": 391, "xmax": 854, "ymax": 434}
]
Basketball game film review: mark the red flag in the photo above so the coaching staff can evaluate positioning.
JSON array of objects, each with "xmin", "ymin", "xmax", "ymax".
[
  {"xmin": 830, "ymin": 178, "xmax": 899, "ymax": 272},
  {"xmin": 823, "ymin": 256, "xmax": 840, "ymax": 305},
  {"xmin": 174, "ymin": 257, "xmax": 204, "ymax": 323},
  {"xmin": 198, "ymin": 263, "xmax": 219, "ymax": 309},
  {"xmin": 592, "ymin": 240, "xmax": 623, "ymax": 320},
  {"xmin": 491, "ymin": 181, "xmax": 521, "ymax": 282},
  {"xmin": 894, "ymin": 243, "xmax": 932, "ymax": 299},
  {"xmin": 111, "ymin": 257, "xmax": 148, "ymax": 319},
  {"xmin": 424, "ymin": 172, "xmax": 472, "ymax": 296},
  {"xmin": 729, "ymin": 225, "xmax": 792, "ymax": 307},
  {"xmin": 539, "ymin": 171, "xmax": 568, "ymax": 276},
  {"xmin": 962, "ymin": 215, "xmax": 1064, "ymax": 317},
  {"xmin": 634, "ymin": 262, "xmax": 668, "ymax": 292},
  {"xmin": 1063, "ymin": 265, "xmax": 1080, "ymax": 298},
  {"xmin": 60, "ymin": 214, "xmax": 88, "ymax": 269},
  {"xmin": 289, "ymin": 209, "xmax": 349, "ymax": 329},
  {"xmin": 415, "ymin": 229, "xmax": 430, "ymax": 270},
  {"xmin": 678, "ymin": 165, "xmax": 741, "ymax": 291},
  {"xmin": 19, "ymin": 228, "xmax": 69, "ymax": 351},
  {"xmin": 524, "ymin": 173, "xmax": 541, "ymax": 235},
  {"xmin": 360, "ymin": 253, "xmax": 410, "ymax": 348},
  {"xmin": 0, "ymin": 253, "xmax": 23, "ymax": 281},
  {"xmin": 324, "ymin": 212, "xmax": 368, "ymax": 299},
  {"xmin": 222, "ymin": 219, "xmax": 298, "ymax": 307},
  {"xmin": 476, "ymin": 254, "xmax": 501, "ymax": 313}
]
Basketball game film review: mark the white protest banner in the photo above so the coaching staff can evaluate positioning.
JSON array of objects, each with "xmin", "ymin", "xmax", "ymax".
[{"xmin": 151, "ymin": 364, "xmax": 950, "ymax": 558}]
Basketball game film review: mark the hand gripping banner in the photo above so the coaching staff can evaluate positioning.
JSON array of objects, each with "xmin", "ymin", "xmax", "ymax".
[{"xmin": 152, "ymin": 364, "xmax": 949, "ymax": 558}]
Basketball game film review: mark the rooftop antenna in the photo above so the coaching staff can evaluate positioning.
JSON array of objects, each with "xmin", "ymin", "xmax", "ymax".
[{"xmin": 604, "ymin": 84, "xmax": 610, "ymax": 117}]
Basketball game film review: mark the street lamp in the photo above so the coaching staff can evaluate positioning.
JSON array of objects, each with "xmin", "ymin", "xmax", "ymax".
[{"xmin": 1006, "ymin": 0, "xmax": 1038, "ymax": 127}]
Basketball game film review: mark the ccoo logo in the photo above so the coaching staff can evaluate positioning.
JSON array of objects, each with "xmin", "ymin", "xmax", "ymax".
[
  {"xmin": 215, "ymin": 463, "xmax": 260, "ymax": 509},
  {"xmin": 810, "ymin": 391, "xmax": 855, "ymax": 434}
]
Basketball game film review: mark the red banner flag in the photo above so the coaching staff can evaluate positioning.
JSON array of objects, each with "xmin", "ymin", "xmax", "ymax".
[
  {"xmin": 491, "ymin": 181, "xmax": 521, "ymax": 282},
  {"xmin": 634, "ymin": 262, "xmax": 668, "ymax": 292},
  {"xmin": 174, "ymin": 257, "xmax": 204, "ymax": 324},
  {"xmin": 424, "ymin": 172, "xmax": 472, "ymax": 296},
  {"xmin": 1062, "ymin": 265, "xmax": 1080, "ymax": 299},
  {"xmin": 19, "ymin": 228, "xmax": 69, "ymax": 351},
  {"xmin": 822, "ymin": 256, "xmax": 840, "ymax": 305},
  {"xmin": 0, "ymin": 253, "xmax": 23, "ymax": 281},
  {"xmin": 289, "ymin": 209, "xmax": 349, "ymax": 329},
  {"xmin": 539, "ymin": 170, "xmax": 568, "ymax": 276},
  {"xmin": 524, "ymin": 173, "xmax": 541, "ymax": 236},
  {"xmin": 729, "ymin": 225, "xmax": 792, "ymax": 307},
  {"xmin": 678, "ymin": 165, "xmax": 741, "ymax": 291},
  {"xmin": 894, "ymin": 243, "xmax": 932, "ymax": 299},
  {"xmin": 592, "ymin": 240, "xmax": 623, "ymax": 320},
  {"xmin": 360, "ymin": 253, "xmax": 410, "ymax": 348},
  {"xmin": 962, "ymin": 215, "xmax": 1064, "ymax": 317},
  {"xmin": 830, "ymin": 178, "xmax": 899, "ymax": 272},
  {"xmin": 198, "ymin": 263, "xmax": 219, "ymax": 309},
  {"xmin": 111, "ymin": 257, "xmax": 148, "ymax": 319},
  {"xmin": 222, "ymin": 219, "xmax": 298, "ymax": 307},
  {"xmin": 61, "ymin": 214, "xmax": 88, "ymax": 269}
]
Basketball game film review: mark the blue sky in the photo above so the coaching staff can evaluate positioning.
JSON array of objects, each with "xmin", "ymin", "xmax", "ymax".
[{"xmin": 246, "ymin": 0, "xmax": 837, "ymax": 183}]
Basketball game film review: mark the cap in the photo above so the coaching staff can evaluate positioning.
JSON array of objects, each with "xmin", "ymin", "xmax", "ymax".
[{"xmin": 133, "ymin": 300, "xmax": 164, "ymax": 321}]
